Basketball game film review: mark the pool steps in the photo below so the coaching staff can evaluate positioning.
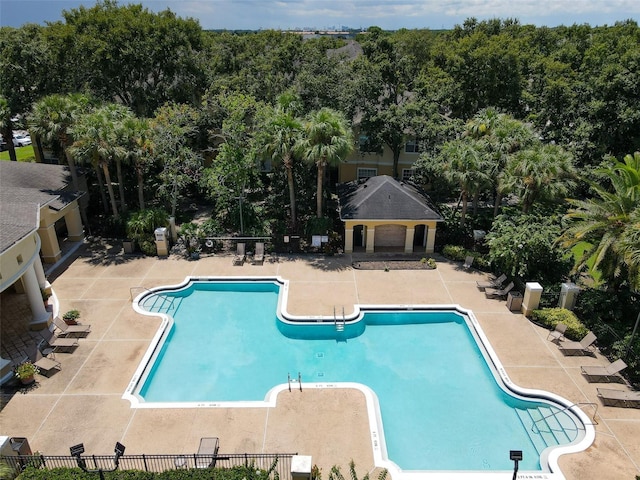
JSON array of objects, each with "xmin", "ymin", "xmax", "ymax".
[
  {"xmin": 515, "ymin": 406, "xmax": 579, "ymax": 457},
  {"xmin": 144, "ymin": 294, "xmax": 181, "ymax": 314}
]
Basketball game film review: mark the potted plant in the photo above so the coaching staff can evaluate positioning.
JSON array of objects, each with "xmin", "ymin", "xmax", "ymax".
[
  {"xmin": 41, "ymin": 289, "xmax": 51, "ymax": 308},
  {"xmin": 15, "ymin": 361, "xmax": 39, "ymax": 385},
  {"xmin": 62, "ymin": 309, "xmax": 81, "ymax": 325}
]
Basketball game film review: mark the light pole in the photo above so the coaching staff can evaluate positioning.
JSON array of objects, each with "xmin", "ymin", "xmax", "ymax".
[
  {"xmin": 70, "ymin": 442, "xmax": 126, "ymax": 480},
  {"xmin": 510, "ymin": 450, "xmax": 522, "ymax": 480}
]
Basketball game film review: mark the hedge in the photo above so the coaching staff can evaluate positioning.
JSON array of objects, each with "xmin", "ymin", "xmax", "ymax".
[{"xmin": 530, "ymin": 308, "xmax": 589, "ymax": 341}]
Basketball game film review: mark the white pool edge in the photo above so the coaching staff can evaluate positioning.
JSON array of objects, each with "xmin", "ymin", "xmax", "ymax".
[{"xmin": 123, "ymin": 276, "xmax": 596, "ymax": 480}]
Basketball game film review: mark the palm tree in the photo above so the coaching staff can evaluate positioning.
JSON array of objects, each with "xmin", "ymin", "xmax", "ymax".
[
  {"xmin": 262, "ymin": 98, "xmax": 303, "ymax": 229},
  {"xmin": 103, "ymin": 103, "xmax": 136, "ymax": 213},
  {"xmin": 122, "ymin": 116, "xmax": 154, "ymax": 210},
  {"xmin": 298, "ymin": 108, "xmax": 353, "ymax": 218},
  {"xmin": 464, "ymin": 109, "xmax": 538, "ymax": 216},
  {"xmin": 69, "ymin": 106, "xmax": 125, "ymax": 219},
  {"xmin": 438, "ymin": 139, "xmax": 487, "ymax": 227},
  {"xmin": 501, "ymin": 143, "xmax": 576, "ymax": 213},
  {"xmin": 559, "ymin": 152, "xmax": 640, "ymax": 289},
  {"xmin": 28, "ymin": 93, "xmax": 94, "ymax": 191}
]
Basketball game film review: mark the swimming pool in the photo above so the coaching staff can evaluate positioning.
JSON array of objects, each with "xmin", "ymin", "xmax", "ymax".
[{"xmin": 125, "ymin": 277, "xmax": 594, "ymax": 478}]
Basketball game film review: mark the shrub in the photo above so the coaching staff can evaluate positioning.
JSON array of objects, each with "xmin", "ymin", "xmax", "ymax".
[
  {"xmin": 442, "ymin": 245, "xmax": 467, "ymax": 261},
  {"xmin": 531, "ymin": 308, "xmax": 589, "ymax": 341},
  {"xmin": 62, "ymin": 310, "xmax": 81, "ymax": 322}
]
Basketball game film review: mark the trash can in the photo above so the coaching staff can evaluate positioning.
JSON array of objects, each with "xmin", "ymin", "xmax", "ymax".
[
  {"xmin": 10, "ymin": 437, "xmax": 32, "ymax": 456},
  {"xmin": 507, "ymin": 291, "xmax": 523, "ymax": 312}
]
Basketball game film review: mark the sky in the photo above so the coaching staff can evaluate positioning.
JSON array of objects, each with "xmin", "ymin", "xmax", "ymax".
[{"xmin": 1, "ymin": 0, "xmax": 639, "ymax": 31}]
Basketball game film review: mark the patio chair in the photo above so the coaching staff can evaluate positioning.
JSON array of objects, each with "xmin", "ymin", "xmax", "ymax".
[
  {"xmin": 40, "ymin": 334, "xmax": 79, "ymax": 353},
  {"xmin": 29, "ymin": 347, "xmax": 61, "ymax": 377},
  {"xmin": 232, "ymin": 243, "xmax": 246, "ymax": 266},
  {"xmin": 484, "ymin": 281, "xmax": 514, "ymax": 299},
  {"xmin": 581, "ymin": 358, "xmax": 627, "ymax": 383},
  {"xmin": 462, "ymin": 255, "xmax": 474, "ymax": 269},
  {"xmin": 546, "ymin": 323, "xmax": 568, "ymax": 343},
  {"xmin": 558, "ymin": 331, "xmax": 597, "ymax": 356},
  {"xmin": 597, "ymin": 388, "xmax": 640, "ymax": 408},
  {"xmin": 195, "ymin": 437, "xmax": 219, "ymax": 468},
  {"xmin": 53, "ymin": 316, "xmax": 91, "ymax": 337},
  {"xmin": 476, "ymin": 273, "xmax": 507, "ymax": 291},
  {"xmin": 252, "ymin": 242, "xmax": 265, "ymax": 265}
]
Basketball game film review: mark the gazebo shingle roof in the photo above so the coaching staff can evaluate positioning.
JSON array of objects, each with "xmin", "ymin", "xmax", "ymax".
[
  {"xmin": 337, "ymin": 175, "xmax": 442, "ymax": 221},
  {"xmin": 0, "ymin": 162, "xmax": 81, "ymax": 254}
]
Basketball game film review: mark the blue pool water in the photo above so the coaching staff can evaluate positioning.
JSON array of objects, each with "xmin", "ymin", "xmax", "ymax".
[{"xmin": 135, "ymin": 280, "xmax": 582, "ymax": 472}]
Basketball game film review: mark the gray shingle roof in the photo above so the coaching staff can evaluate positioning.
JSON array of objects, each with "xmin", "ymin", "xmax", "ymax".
[
  {"xmin": 0, "ymin": 161, "xmax": 82, "ymax": 253},
  {"xmin": 337, "ymin": 175, "xmax": 443, "ymax": 221}
]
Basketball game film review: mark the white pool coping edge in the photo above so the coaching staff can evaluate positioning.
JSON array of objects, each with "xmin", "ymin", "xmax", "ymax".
[{"xmin": 124, "ymin": 276, "xmax": 596, "ymax": 480}]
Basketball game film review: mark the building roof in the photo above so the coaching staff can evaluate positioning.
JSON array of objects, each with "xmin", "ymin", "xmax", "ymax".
[
  {"xmin": 0, "ymin": 161, "xmax": 82, "ymax": 254},
  {"xmin": 337, "ymin": 175, "xmax": 443, "ymax": 221}
]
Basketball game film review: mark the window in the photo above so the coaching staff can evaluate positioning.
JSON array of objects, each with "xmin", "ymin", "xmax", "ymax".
[
  {"xmin": 405, "ymin": 139, "xmax": 420, "ymax": 153},
  {"xmin": 402, "ymin": 169, "xmax": 415, "ymax": 181},
  {"xmin": 357, "ymin": 168, "xmax": 377, "ymax": 180}
]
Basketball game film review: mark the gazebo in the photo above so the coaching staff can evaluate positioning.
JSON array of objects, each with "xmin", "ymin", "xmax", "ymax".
[{"xmin": 337, "ymin": 175, "xmax": 443, "ymax": 254}]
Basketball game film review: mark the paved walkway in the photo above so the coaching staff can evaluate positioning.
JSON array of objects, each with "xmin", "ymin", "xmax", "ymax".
[{"xmin": 1, "ymin": 247, "xmax": 639, "ymax": 480}]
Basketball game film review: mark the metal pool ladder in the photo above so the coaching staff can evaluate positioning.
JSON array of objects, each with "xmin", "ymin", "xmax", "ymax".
[{"xmin": 334, "ymin": 306, "xmax": 345, "ymax": 332}]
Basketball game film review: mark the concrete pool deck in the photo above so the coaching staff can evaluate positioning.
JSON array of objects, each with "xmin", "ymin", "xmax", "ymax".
[{"xmin": 1, "ymin": 247, "xmax": 639, "ymax": 479}]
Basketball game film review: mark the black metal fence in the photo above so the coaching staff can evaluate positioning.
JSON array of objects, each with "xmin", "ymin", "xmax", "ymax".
[{"xmin": 0, "ymin": 453, "xmax": 295, "ymax": 478}]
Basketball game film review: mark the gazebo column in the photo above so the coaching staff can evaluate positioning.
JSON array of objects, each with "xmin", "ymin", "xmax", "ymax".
[
  {"xmin": 404, "ymin": 227, "xmax": 414, "ymax": 253},
  {"xmin": 24, "ymin": 262, "xmax": 52, "ymax": 330},
  {"xmin": 344, "ymin": 226, "xmax": 354, "ymax": 254},
  {"xmin": 365, "ymin": 226, "xmax": 375, "ymax": 253},
  {"xmin": 65, "ymin": 203, "xmax": 85, "ymax": 241},
  {"xmin": 425, "ymin": 225, "xmax": 436, "ymax": 253},
  {"xmin": 38, "ymin": 224, "xmax": 62, "ymax": 264}
]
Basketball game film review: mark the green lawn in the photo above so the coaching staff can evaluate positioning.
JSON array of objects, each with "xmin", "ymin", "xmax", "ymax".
[{"xmin": 0, "ymin": 145, "xmax": 36, "ymax": 162}]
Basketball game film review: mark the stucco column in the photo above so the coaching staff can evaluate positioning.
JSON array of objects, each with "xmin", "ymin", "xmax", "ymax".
[
  {"xmin": 404, "ymin": 227, "xmax": 414, "ymax": 253},
  {"xmin": 425, "ymin": 225, "xmax": 436, "ymax": 253},
  {"xmin": 522, "ymin": 282, "xmax": 543, "ymax": 316},
  {"xmin": 344, "ymin": 227, "xmax": 354, "ymax": 254},
  {"xmin": 33, "ymin": 256, "xmax": 49, "ymax": 290},
  {"xmin": 37, "ymin": 224, "xmax": 62, "ymax": 264},
  {"xmin": 65, "ymin": 203, "xmax": 85, "ymax": 241},
  {"xmin": 24, "ymin": 262, "xmax": 52, "ymax": 330},
  {"xmin": 365, "ymin": 226, "xmax": 375, "ymax": 253}
]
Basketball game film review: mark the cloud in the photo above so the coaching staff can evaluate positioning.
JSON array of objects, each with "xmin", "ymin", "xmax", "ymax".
[{"xmin": 2, "ymin": 0, "xmax": 639, "ymax": 30}]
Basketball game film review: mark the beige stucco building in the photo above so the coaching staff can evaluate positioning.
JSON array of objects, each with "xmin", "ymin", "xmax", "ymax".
[
  {"xmin": 0, "ymin": 162, "xmax": 85, "ymax": 382},
  {"xmin": 339, "ymin": 137, "xmax": 422, "ymax": 183}
]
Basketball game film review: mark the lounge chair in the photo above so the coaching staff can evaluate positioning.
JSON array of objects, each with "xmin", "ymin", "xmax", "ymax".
[
  {"xmin": 53, "ymin": 316, "xmax": 91, "ymax": 337},
  {"xmin": 558, "ymin": 331, "xmax": 597, "ymax": 356},
  {"xmin": 546, "ymin": 323, "xmax": 568, "ymax": 343},
  {"xmin": 476, "ymin": 273, "xmax": 507, "ymax": 291},
  {"xmin": 232, "ymin": 243, "xmax": 246, "ymax": 266},
  {"xmin": 252, "ymin": 242, "xmax": 265, "ymax": 265},
  {"xmin": 195, "ymin": 437, "xmax": 219, "ymax": 468},
  {"xmin": 484, "ymin": 281, "xmax": 514, "ymax": 299},
  {"xmin": 597, "ymin": 388, "xmax": 640, "ymax": 408},
  {"xmin": 581, "ymin": 358, "xmax": 627, "ymax": 383},
  {"xmin": 462, "ymin": 255, "xmax": 474, "ymax": 269},
  {"xmin": 40, "ymin": 334, "xmax": 79, "ymax": 353},
  {"xmin": 30, "ymin": 348, "xmax": 61, "ymax": 377}
]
